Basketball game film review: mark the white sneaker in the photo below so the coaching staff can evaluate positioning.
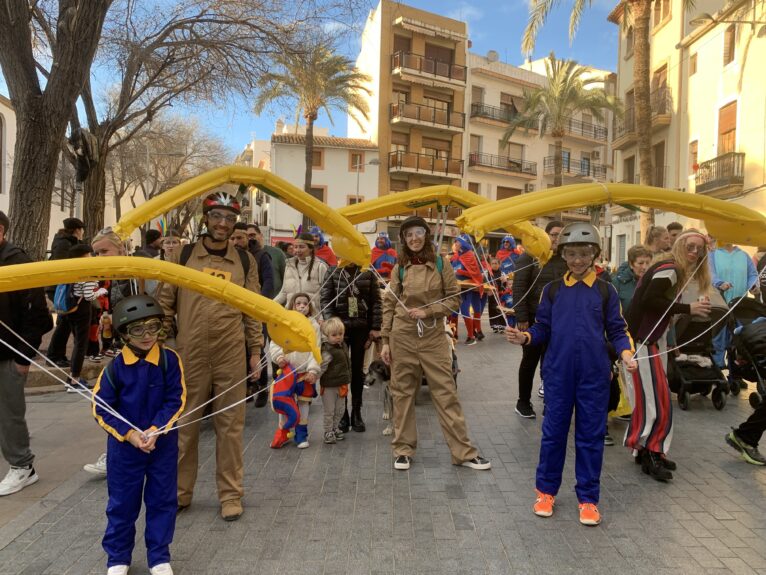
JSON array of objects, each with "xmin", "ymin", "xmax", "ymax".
[
  {"xmin": 0, "ymin": 466, "xmax": 39, "ymax": 496},
  {"xmin": 83, "ymin": 453, "xmax": 107, "ymax": 476},
  {"xmin": 537, "ymin": 383, "xmax": 545, "ymax": 398},
  {"xmin": 150, "ymin": 562, "xmax": 174, "ymax": 575},
  {"xmin": 107, "ymin": 566, "xmax": 129, "ymax": 575},
  {"xmin": 297, "ymin": 440, "xmax": 309, "ymax": 449}
]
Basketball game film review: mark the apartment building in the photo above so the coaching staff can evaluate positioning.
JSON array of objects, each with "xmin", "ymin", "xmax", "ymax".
[
  {"xmin": 350, "ymin": 0, "xmax": 468, "ymax": 228},
  {"xmin": 607, "ymin": 0, "xmax": 766, "ymax": 264},
  {"xmin": 467, "ymin": 53, "xmax": 614, "ymax": 226}
]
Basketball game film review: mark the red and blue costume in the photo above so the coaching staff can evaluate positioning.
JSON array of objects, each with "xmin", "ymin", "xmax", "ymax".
[
  {"xmin": 310, "ymin": 226, "xmax": 338, "ymax": 267},
  {"xmin": 522, "ymin": 271, "xmax": 633, "ymax": 504},
  {"xmin": 453, "ymin": 234, "xmax": 485, "ymax": 339},
  {"xmin": 92, "ymin": 344, "xmax": 186, "ymax": 570},
  {"xmin": 496, "ymin": 235, "xmax": 522, "ymax": 276},
  {"xmin": 371, "ymin": 232, "xmax": 397, "ymax": 279},
  {"xmin": 270, "ymin": 364, "xmax": 301, "ymax": 446}
]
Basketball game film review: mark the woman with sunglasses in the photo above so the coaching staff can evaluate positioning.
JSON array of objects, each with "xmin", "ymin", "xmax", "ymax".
[
  {"xmin": 380, "ymin": 216, "xmax": 490, "ymax": 472},
  {"xmin": 625, "ymin": 229, "xmax": 712, "ymax": 481}
]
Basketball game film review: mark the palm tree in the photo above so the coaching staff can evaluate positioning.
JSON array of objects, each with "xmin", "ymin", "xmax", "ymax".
[
  {"xmin": 254, "ymin": 42, "xmax": 372, "ymax": 195},
  {"xmin": 502, "ymin": 53, "xmax": 621, "ymax": 188},
  {"xmin": 522, "ymin": 0, "xmax": 693, "ymax": 235}
]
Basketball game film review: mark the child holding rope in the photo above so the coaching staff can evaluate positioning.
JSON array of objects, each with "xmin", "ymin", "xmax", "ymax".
[
  {"xmin": 92, "ymin": 295, "xmax": 186, "ymax": 575},
  {"xmin": 505, "ymin": 223, "xmax": 636, "ymax": 526}
]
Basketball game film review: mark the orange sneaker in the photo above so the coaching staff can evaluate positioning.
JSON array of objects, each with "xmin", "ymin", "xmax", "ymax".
[
  {"xmin": 533, "ymin": 490, "xmax": 554, "ymax": 517},
  {"xmin": 578, "ymin": 503, "xmax": 601, "ymax": 526}
]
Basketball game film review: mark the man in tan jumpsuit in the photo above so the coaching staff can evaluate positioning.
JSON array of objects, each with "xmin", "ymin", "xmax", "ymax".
[{"xmin": 157, "ymin": 192, "xmax": 263, "ymax": 521}]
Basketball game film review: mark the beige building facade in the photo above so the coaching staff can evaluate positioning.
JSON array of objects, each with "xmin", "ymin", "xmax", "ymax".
[{"xmin": 607, "ymin": 0, "xmax": 766, "ymax": 264}]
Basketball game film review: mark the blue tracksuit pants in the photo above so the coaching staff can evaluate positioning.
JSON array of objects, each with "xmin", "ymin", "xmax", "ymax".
[
  {"xmin": 103, "ymin": 433, "xmax": 178, "ymax": 568},
  {"xmin": 536, "ymin": 370, "xmax": 610, "ymax": 504}
]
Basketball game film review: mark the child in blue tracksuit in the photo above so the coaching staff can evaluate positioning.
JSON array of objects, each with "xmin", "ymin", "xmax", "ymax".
[
  {"xmin": 506, "ymin": 223, "xmax": 636, "ymax": 526},
  {"xmin": 92, "ymin": 295, "xmax": 185, "ymax": 575}
]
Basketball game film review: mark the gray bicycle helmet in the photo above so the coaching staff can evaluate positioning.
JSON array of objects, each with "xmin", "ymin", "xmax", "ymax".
[
  {"xmin": 113, "ymin": 295, "xmax": 164, "ymax": 333},
  {"xmin": 557, "ymin": 222, "xmax": 602, "ymax": 257}
]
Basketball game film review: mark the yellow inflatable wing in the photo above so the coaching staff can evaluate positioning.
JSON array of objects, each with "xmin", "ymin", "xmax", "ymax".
[
  {"xmin": 0, "ymin": 257, "xmax": 320, "ymax": 361},
  {"xmin": 458, "ymin": 183, "xmax": 766, "ymax": 247},
  {"xmin": 112, "ymin": 166, "xmax": 370, "ymax": 268},
  {"xmin": 337, "ymin": 185, "xmax": 551, "ymax": 263}
]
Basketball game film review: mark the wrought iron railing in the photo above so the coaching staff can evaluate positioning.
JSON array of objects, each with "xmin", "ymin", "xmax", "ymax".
[
  {"xmin": 388, "ymin": 150, "xmax": 464, "ymax": 176},
  {"xmin": 543, "ymin": 157, "xmax": 606, "ymax": 180},
  {"xmin": 650, "ymin": 86, "xmax": 673, "ymax": 116},
  {"xmin": 390, "ymin": 102, "xmax": 465, "ymax": 129},
  {"xmin": 563, "ymin": 117, "xmax": 608, "ymax": 141},
  {"xmin": 391, "ymin": 51, "xmax": 467, "ymax": 83},
  {"xmin": 695, "ymin": 152, "xmax": 745, "ymax": 194},
  {"xmin": 468, "ymin": 152, "xmax": 537, "ymax": 176},
  {"xmin": 469, "ymin": 102, "xmax": 516, "ymax": 123}
]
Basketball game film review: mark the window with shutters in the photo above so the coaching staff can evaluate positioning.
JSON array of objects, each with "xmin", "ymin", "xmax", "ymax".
[
  {"xmin": 390, "ymin": 131, "xmax": 408, "ymax": 153},
  {"xmin": 653, "ymin": 0, "xmax": 670, "ymax": 28},
  {"xmin": 496, "ymin": 186, "xmax": 522, "ymax": 201},
  {"xmin": 312, "ymin": 149, "xmax": 324, "ymax": 169},
  {"xmin": 349, "ymin": 151, "xmax": 364, "ymax": 172},
  {"xmin": 421, "ymin": 137, "xmax": 450, "ymax": 159},
  {"xmin": 470, "ymin": 135, "xmax": 482, "ymax": 154},
  {"xmin": 723, "ymin": 25, "xmax": 736, "ymax": 65},
  {"xmin": 424, "ymin": 43, "xmax": 453, "ymax": 64},
  {"xmin": 390, "ymin": 179, "xmax": 409, "ymax": 192},
  {"xmin": 689, "ymin": 53, "xmax": 697, "ymax": 76},
  {"xmin": 689, "ymin": 141, "xmax": 698, "ymax": 173},
  {"xmin": 468, "ymin": 182, "xmax": 480, "ymax": 194},
  {"xmin": 500, "ymin": 140, "xmax": 523, "ymax": 161},
  {"xmin": 625, "ymin": 27, "xmax": 634, "ymax": 58},
  {"xmin": 393, "ymin": 35, "xmax": 411, "ymax": 54},
  {"xmin": 718, "ymin": 101, "xmax": 737, "ymax": 154},
  {"xmin": 500, "ymin": 92, "xmax": 517, "ymax": 118},
  {"xmin": 471, "ymin": 86, "xmax": 484, "ymax": 105}
]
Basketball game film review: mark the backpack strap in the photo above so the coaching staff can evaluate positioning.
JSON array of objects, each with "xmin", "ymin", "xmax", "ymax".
[{"xmin": 180, "ymin": 242, "xmax": 250, "ymax": 285}]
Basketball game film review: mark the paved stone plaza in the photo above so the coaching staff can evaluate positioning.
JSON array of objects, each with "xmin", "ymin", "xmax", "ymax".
[{"xmin": 2, "ymin": 333, "xmax": 766, "ymax": 574}]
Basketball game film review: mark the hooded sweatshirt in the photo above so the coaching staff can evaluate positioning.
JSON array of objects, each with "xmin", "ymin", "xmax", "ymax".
[
  {"xmin": 310, "ymin": 226, "xmax": 338, "ymax": 267},
  {"xmin": 371, "ymin": 233, "xmax": 397, "ymax": 279}
]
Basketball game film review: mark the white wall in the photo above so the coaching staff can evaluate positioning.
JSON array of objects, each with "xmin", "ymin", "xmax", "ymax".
[{"xmin": 269, "ymin": 143, "xmax": 380, "ymax": 245}]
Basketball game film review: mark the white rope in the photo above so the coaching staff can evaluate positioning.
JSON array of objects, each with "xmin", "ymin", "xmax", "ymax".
[
  {"xmin": 467, "ymin": 236, "xmax": 510, "ymax": 326},
  {"xmin": 631, "ymin": 252, "xmax": 710, "ymax": 360},
  {"xmin": 642, "ymin": 265, "xmax": 766, "ymax": 360}
]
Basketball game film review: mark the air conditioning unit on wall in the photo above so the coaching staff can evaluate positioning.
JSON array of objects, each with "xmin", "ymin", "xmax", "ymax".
[{"xmin": 524, "ymin": 183, "xmax": 536, "ymax": 193}]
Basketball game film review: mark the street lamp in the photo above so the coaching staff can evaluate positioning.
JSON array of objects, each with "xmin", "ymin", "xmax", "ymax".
[{"xmin": 354, "ymin": 156, "xmax": 380, "ymax": 207}]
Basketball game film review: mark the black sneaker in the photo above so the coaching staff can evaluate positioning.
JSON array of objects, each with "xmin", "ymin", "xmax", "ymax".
[
  {"xmin": 394, "ymin": 455, "xmax": 412, "ymax": 470},
  {"xmin": 465, "ymin": 337, "xmax": 477, "ymax": 346},
  {"xmin": 515, "ymin": 402, "xmax": 536, "ymax": 419},
  {"xmin": 604, "ymin": 433, "xmax": 615, "ymax": 446},
  {"xmin": 460, "ymin": 456, "xmax": 491, "ymax": 470},
  {"xmin": 475, "ymin": 331, "xmax": 486, "ymax": 341},
  {"xmin": 726, "ymin": 430, "xmax": 766, "ymax": 465}
]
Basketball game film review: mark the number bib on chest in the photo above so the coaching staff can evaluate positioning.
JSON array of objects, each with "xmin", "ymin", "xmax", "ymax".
[{"xmin": 202, "ymin": 267, "xmax": 232, "ymax": 282}]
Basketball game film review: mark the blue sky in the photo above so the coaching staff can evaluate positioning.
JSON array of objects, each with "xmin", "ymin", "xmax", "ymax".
[{"xmin": 1, "ymin": 0, "xmax": 620, "ymax": 157}]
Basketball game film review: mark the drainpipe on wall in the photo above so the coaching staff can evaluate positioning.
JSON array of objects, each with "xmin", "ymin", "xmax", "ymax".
[{"xmin": 675, "ymin": 9, "xmax": 685, "ymax": 193}]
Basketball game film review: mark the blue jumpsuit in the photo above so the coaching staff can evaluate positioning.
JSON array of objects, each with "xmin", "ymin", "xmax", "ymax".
[
  {"xmin": 93, "ymin": 344, "xmax": 186, "ymax": 569},
  {"xmin": 525, "ymin": 271, "xmax": 632, "ymax": 503}
]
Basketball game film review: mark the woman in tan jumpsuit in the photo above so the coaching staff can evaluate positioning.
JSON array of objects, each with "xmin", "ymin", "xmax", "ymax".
[{"xmin": 380, "ymin": 216, "xmax": 491, "ymax": 471}]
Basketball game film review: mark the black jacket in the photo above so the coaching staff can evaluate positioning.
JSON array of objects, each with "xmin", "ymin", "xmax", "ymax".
[
  {"xmin": 247, "ymin": 239, "xmax": 274, "ymax": 299},
  {"xmin": 512, "ymin": 253, "xmax": 568, "ymax": 323},
  {"xmin": 0, "ymin": 242, "xmax": 54, "ymax": 365},
  {"xmin": 320, "ymin": 265, "xmax": 382, "ymax": 332},
  {"xmin": 50, "ymin": 232, "xmax": 79, "ymax": 261}
]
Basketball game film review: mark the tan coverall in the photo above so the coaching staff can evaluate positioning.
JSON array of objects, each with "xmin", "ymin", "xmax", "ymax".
[
  {"xmin": 157, "ymin": 242, "xmax": 263, "ymax": 506},
  {"xmin": 381, "ymin": 259, "xmax": 478, "ymax": 464}
]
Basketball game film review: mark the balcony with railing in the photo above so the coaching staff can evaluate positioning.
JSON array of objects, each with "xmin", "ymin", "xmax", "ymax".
[
  {"xmin": 468, "ymin": 152, "xmax": 537, "ymax": 177},
  {"xmin": 543, "ymin": 157, "xmax": 606, "ymax": 181},
  {"xmin": 695, "ymin": 152, "xmax": 745, "ymax": 196},
  {"xmin": 612, "ymin": 107, "xmax": 635, "ymax": 150},
  {"xmin": 469, "ymin": 102, "xmax": 517, "ymax": 124},
  {"xmin": 650, "ymin": 86, "xmax": 672, "ymax": 128},
  {"xmin": 563, "ymin": 117, "xmax": 608, "ymax": 142},
  {"xmin": 391, "ymin": 51, "xmax": 467, "ymax": 85},
  {"xmin": 612, "ymin": 88, "xmax": 673, "ymax": 150},
  {"xmin": 390, "ymin": 102, "xmax": 464, "ymax": 132},
  {"xmin": 388, "ymin": 150, "xmax": 463, "ymax": 178}
]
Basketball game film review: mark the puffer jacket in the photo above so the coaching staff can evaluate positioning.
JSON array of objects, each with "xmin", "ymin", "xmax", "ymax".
[
  {"xmin": 512, "ymin": 253, "xmax": 568, "ymax": 324},
  {"xmin": 612, "ymin": 260, "xmax": 637, "ymax": 313},
  {"xmin": 275, "ymin": 255, "xmax": 329, "ymax": 311},
  {"xmin": 320, "ymin": 265, "xmax": 382, "ymax": 332},
  {"xmin": 269, "ymin": 318, "xmax": 321, "ymax": 376},
  {"xmin": 49, "ymin": 232, "xmax": 80, "ymax": 261}
]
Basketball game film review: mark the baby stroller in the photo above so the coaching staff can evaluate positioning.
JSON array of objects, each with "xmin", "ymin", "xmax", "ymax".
[
  {"xmin": 726, "ymin": 297, "xmax": 766, "ymax": 408},
  {"xmin": 667, "ymin": 306, "xmax": 730, "ymax": 410}
]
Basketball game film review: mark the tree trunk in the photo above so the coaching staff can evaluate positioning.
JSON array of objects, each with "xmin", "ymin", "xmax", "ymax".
[
  {"xmin": 8, "ymin": 102, "xmax": 66, "ymax": 260},
  {"xmin": 83, "ymin": 156, "xmax": 108, "ymax": 239},
  {"xmin": 303, "ymin": 113, "xmax": 317, "ymax": 195},
  {"xmin": 632, "ymin": 0, "xmax": 654, "ymax": 239},
  {"xmin": 553, "ymin": 137, "xmax": 563, "ymax": 188}
]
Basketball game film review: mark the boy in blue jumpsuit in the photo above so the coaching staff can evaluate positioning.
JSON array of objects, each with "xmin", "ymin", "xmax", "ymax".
[
  {"xmin": 92, "ymin": 295, "xmax": 185, "ymax": 575},
  {"xmin": 506, "ymin": 223, "xmax": 636, "ymax": 526}
]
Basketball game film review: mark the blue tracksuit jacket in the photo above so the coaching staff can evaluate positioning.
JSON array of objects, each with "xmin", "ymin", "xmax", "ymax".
[
  {"xmin": 93, "ymin": 344, "xmax": 186, "ymax": 569},
  {"xmin": 525, "ymin": 270, "xmax": 633, "ymax": 503}
]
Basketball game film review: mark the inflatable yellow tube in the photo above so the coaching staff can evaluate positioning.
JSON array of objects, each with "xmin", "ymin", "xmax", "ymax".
[
  {"xmin": 458, "ymin": 183, "xmax": 766, "ymax": 247},
  {"xmin": 0, "ymin": 257, "xmax": 320, "ymax": 361},
  {"xmin": 337, "ymin": 185, "xmax": 551, "ymax": 263},
  {"xmin": 112, "ymin": 166, "xmax": 371, "ymax": 268}
]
